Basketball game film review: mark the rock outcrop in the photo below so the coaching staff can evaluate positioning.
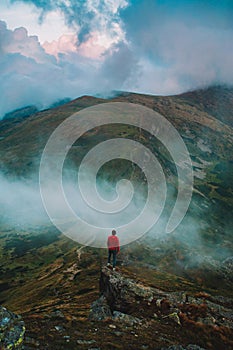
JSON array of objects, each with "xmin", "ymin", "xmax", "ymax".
[
  {"xmin": 90, "ymin": 267, "xmax": 233, "ymax": 349},
  {"xmin": 91, "ymin": 267, "xmax": 233, "ymax": 328},
  {"xmin": 0, "ymin": 306, "xmax": 25, "ymax": 349}
]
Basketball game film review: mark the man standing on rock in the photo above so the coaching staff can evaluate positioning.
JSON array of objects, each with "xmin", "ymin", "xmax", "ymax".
[{"xmin": 107, "ymin": 230, "xmax": 120, "ymax": 271}]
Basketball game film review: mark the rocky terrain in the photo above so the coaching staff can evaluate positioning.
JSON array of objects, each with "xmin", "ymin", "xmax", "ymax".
[
  {"xmin": 90, "ymin": 266, "xmax": 233, "ymax": 349},
  {"xmin": 1, "ymin": 254, "xmax": 232, "ymax": 349},
  {"xmin": 0, "ymin": 86, "xmax": 232, "ymax": 349}
]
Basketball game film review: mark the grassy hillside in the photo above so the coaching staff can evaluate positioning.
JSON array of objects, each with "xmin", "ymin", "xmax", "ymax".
[{"xmin": 0, "ymin": 86, "xmax": 232, "ymax": 349}]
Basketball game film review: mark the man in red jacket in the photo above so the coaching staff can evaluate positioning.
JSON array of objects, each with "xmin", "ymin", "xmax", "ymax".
[{"xmin": 107, "ymin": 229, "xmax": 120, "ymax": 270}]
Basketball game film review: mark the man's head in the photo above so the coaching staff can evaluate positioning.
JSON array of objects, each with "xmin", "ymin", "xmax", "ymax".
[{"xmin": 112, "ymin": 229, "xmax": 116, "ymax": 235}]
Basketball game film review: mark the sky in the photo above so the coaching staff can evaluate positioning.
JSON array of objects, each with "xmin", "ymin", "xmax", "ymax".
[{"xmin": 0, "ymin": 0, "xmax": 233, "ymax": 117}]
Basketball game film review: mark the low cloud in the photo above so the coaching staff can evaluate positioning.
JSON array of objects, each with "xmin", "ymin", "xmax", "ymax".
[{"xmin": 0, "ymin": 167, "xmax": 230, "ymax": 261}]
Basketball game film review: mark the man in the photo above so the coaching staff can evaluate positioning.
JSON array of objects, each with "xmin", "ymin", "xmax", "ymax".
[{"xmin": 107, "ymin": 229, "xmax": 120, "ymax": 271}]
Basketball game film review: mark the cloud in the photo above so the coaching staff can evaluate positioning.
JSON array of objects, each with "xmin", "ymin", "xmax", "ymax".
[
  {"xmin": 0, "ymin": 0, "xmax": 72, "ymax": 43},
  {"xmin": 10, "ymin": 0, "xmax": 128, "ymax": 44},
  {"xmin": 121, "ymin": 0, "xmax": 233, "ymax": 93},
  {"xmin": 100, "ymin": 42, "xmax": 140, "ymax": 91},
  {"xmin": 1, "ymin": 0, "xmax": 233, "ymax": 117},
  {"xmin": 0, "ymin": 21, "xmax": 53, "ymax": 64},
  {"xmin": 43, "ymin": 33, "xmax": 78, "ymax": 57},
  {"xmin": 0, "ymin": 20, "xmax": 137, "ymax": 118}
]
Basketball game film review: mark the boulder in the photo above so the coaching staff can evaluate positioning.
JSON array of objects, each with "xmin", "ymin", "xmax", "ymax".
[
  {"xmin": 99, "ymin": 266, "xmax": 161, "ymax": 315},
  {"xmin": 112, "ymin": 311, "xmax": 141, "ymax": 325},
  {"xmin": 89, "ymin": 295, "xmax": 112, "ymax": 321},
  {"xmin": 0, "ymin": 306, "xmax": 25, "ymax": 349}
]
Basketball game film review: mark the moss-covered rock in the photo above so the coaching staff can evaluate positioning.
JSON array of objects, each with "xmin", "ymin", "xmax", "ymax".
[{"xmin": 0, "ymin": 306, "xmax": 25, "ymax": 349}]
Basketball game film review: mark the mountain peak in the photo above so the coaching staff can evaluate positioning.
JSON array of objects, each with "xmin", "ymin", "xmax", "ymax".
[{"xmin": 177, "ymin": 85, "xmax": 233, "ymax": 127}]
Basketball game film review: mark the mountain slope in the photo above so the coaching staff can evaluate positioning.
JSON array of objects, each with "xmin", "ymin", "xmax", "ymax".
[
  {"xmin": 0, "ymin": 86, "xmax": 233, "ymax": 349},
  {"xmin": 178, "ymin": 86, "xmax": 233, "ymax": 127},
  {"xmin": 0, "ymin": 87, "xmax": 232, "ymax": 263}
]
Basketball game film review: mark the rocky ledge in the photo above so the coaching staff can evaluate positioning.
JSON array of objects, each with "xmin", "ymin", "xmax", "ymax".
[
  {"xmin": 0, "ymin": 306, "xmax": 25, "ymax": 349},
  {"xmin": 89, "ymin": 267, "xmax": 233, "ymax": 350}
]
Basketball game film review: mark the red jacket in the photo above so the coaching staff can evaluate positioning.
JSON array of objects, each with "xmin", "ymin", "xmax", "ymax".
[{"xmin": 107, "ymin": 235, "xmax": 120, "ymax": 252}]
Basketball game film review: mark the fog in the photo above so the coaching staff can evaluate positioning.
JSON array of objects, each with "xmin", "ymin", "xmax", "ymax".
[
  {"xmin": 0, "ymin": 170, "xmax": 145, "ymax": 231},
  {"xmin": 0, "ymin": 173, "xmax": 48, "ymax": 227},
  {"xmin": 0, "ymin": 165, "xmax": 231, "ymax": 267}
]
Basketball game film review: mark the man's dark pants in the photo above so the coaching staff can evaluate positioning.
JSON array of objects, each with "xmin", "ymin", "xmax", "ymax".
[{"xmin": 108, "ymin": 249, "xmax": 117, "ymax": 267}]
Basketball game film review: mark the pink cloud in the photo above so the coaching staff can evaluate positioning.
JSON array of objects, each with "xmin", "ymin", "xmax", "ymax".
[
  {"xmin": 43, "ymin": 34, "xmax": 78, "ymax": 57},
  {"xmin": 2, "ymin": 23, "xmax": 53, "ymax": 64},
  {"xmin": 78, "ymin": 32, "xmax": 109, "ymax": 59},
  {"xmin": 43, "ymin": 31, "xmax": 115, "ymax": 60},
  {"xmin": 0, "ymin": 20, "xmax": 137, "ymax": 118}
]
